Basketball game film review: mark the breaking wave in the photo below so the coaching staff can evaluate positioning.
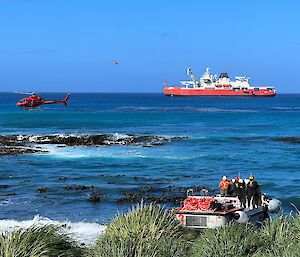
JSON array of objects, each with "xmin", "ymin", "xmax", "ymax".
[{"xmin": 0, "ymin": 215, "xmax": 106, "ymax": 245}]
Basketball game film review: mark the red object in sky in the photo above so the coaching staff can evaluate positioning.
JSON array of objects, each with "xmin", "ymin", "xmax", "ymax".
[
  {"xmin": 112, "ymin": 61, "xmax": 119, "ymax": 65},
  {"xmin": 16, "ymin": 93, "xmax": 71, "ymax": 108}
]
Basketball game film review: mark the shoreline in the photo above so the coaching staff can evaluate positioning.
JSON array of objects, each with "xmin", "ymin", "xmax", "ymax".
[{"xmin": 0, "ymin": 203, "xmax": 299, "ymax": 257}]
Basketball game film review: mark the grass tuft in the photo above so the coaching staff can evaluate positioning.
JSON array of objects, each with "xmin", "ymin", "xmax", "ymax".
[
  {"xmin": 0, "ymin": 225, "xmax": 83, "ymax": 257},
  {"xmin": 89, "ymin": 202, "xmax": 191, "ymax": 257},
  {"xmin": 190, "ymin": 223, "xmax": 263, "ymax": 257}
]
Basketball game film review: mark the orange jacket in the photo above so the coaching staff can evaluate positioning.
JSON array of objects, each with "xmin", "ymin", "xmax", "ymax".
[{"xmin": 219, "ymin": 180, "xmax": 231, "ymax": 190}]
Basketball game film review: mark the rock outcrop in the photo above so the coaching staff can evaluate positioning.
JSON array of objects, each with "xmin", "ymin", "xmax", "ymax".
[{"xmin": 0, "ymin": 134, "xmax": 188, "ymax": 156}]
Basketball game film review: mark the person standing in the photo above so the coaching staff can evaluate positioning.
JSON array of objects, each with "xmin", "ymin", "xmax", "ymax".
[
  {"xmin": 232, "ymin": 176, "xmax": 246, "ymax": 208},
  {"xmin": 238, "ymin": 179, "xmax": 247, "ymax": 208},
  {"xmin": 232, "ymin": 176, "xmax": 240, "ymax": 196},
  {"xmin": 246, "ymin": 175, "xmax": 260, "ymax": 208},
  {"xmin": 219, "ymin": 176, "xmax": 231, "ymax": 197}
]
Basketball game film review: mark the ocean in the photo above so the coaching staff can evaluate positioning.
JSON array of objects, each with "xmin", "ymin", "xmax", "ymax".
[{"xmin": 0, "ymin": 93, "xmax": 300, "ymax": 239}]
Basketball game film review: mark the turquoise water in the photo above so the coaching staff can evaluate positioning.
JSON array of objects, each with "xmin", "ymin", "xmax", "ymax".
[{"xmin": 0, "ymin": 93, "xmax": 300, "ymax": 223}]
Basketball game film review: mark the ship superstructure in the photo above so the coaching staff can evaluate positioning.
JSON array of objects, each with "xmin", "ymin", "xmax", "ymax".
[{"xmin": 164, "ymin": 67, "xmax": 276, "ymax": 96}]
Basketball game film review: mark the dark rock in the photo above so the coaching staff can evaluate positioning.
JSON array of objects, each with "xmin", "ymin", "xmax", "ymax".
[
  {"xmin": 116, "ymin": 185, "xmax": 215, "ymax": 204},
  {"xmin": 273, "ymin": 137, "xmax": 300, "ymax": 144},
  {"xmin": 0, "ymin": 146, "xmax": 46, "ymax": 156},
  {"xmin": 20, "ymin": 180, "xmax": 30, "ymax": 185},
  {"xmin": 89, "ymin": 192, "xmax": 101, "ymax": 203},
  {"xmin": 0, "ymin": 185, "xmax": 9, "ymax": 189},
  {"xmin": 0, "ymin": 134, "xmax": 189, "ymax": 156},
  {"xmin": 2, "ymin": 192, "xmax": 17, "ymax": 196},
  {"xmin": 0, "ymin": 134, "xmax": 189, "ymax": 157},
  {"xmin": 64, "ymin": 185, "xmax": 98, "ymax": 191},
  {"xmin": 37, "ymin": 187, "xmax": 47, "ymax": 193},
  {"xmin": 58, "ymin": 176, "xmax": 67, "ymax": 180},
  {"xmin": 107, "ymin": 181, "xmax": 127, "ymax": 185}
]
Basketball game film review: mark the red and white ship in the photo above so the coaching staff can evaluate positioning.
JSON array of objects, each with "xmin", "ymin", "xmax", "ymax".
[{"xmin": 164, "ymin": 67, "xmax": 276, "ymax": 97}]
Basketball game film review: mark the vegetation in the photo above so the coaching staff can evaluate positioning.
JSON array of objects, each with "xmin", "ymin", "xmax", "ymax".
[
  {"xmin": 190, "ymin": 223, "xmax": 263, "ymax": 257},
  {"xmin": 89, "ymin": 203, "xmax": 300, "ymax": 257},
  {"xmin": 2, "ymin": 204, "xmax": 300, "ymax": 257},
  {"xmin": 88, "ymin": 202, "xmax": 191, "ymax": 257},
  {"xmin": 0, "ymin": 225, "xmax": 83, "ymax": 257},
  {"xmin": 190, "ymin": 214, "xmax": 300, "ymax": 257}
]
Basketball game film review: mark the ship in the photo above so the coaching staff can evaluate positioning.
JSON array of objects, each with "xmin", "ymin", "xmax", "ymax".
[{"xmin": 164, "ymin": 67, "xmax": 276, "ymax": 97}]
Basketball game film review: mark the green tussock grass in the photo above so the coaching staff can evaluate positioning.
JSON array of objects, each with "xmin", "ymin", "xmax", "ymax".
[
  {"xmin": 2, "ymin": 203, "xmax": 300, "ymax": 257},
  {"xmin": 89, "ymin": 202, "xmax": 192, "ymax": 257},
  {"xmin": 190, "ymin": 214, "xmax": 300, "ymax": 257},
  {"xmin": 190, "ymin": 223, "xmax": 263, "ymax": 257},
  {"xmin": 0, "ymin": 225, "xmax": 83, "ymax": 257},
  {"xmin": 252, "ymin": 215, "xmax": 300, "ymax": 257}
]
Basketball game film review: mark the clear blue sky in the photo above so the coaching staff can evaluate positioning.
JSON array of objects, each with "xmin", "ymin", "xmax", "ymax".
[{"xmin": 0, "ymin": 0, "xmax": 299, "ymax": 93}]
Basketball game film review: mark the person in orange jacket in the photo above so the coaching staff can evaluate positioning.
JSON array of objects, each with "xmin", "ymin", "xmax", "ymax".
[{"xmin": 219, "ymin": 176, "xmax": 232, "ymax": 196}]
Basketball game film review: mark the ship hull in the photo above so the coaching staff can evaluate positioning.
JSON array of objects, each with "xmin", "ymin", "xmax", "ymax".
[{"xmin": 164, "ymin": 87, "xmax": 276, "ymax": 97}]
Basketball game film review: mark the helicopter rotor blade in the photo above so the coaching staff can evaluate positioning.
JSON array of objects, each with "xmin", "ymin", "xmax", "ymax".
[{"xmin": 14, "ymin": 92, "xmax": 36, "ymax": 95}]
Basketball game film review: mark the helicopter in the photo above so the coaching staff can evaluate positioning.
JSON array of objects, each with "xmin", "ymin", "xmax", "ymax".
[{"xmin": 16, "ymin": 92, "xmax": 71, "ymax": 109}]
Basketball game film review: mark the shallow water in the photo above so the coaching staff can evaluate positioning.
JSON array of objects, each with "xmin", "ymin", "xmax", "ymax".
[{"xmin": 0, "ymin": 93, "xmax": 300, "ymax": 225}]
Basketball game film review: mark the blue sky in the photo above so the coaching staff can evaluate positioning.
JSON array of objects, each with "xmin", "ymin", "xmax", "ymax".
[{"xmin": 0, "ymin": 0, "xmax": 299, "ymax": 93}]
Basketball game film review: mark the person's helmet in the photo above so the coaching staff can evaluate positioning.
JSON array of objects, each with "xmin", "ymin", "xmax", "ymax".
[
  {"xmin": 222, "ymin": 176, "xmax": 227, "ymax": 180},
  {"xmin": 249, "ymin": 175, "xmax": 254, "ymax": 180},
  {"xmin": 235, "ymin": 176, "xmax": 239, "ymax": 181}
]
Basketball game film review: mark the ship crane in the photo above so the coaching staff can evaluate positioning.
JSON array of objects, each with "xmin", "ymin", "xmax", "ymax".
[{"xmin": 180, "ymin": 67, "xmax": 200, "ymax": 88}]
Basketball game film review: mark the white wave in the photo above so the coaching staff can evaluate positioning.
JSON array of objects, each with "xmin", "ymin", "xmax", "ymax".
[
  {"xmin": 0, "ymin": 215, "xmax": 106, "ymax": 245},
  {"xmin": 17, "ymin": 135, "xmax": 25, "ymax": 141},
  {"xmin": 43, "ymin": 144, "xmax": 147, "ymax": 159},
  {"xmin": 110, "ymin": 132, "xmax": 132, "ymax": 141},
  {"xmin": 40, "ymin": 144, "xmax": 195, "ymax": 160},
  {"xmin": 117, "ymin": 106, "xmax": 256, "ymax": 113},
  {"xmin": 272, "ymin": 106, "xmax": 300, "ymax": 110}
]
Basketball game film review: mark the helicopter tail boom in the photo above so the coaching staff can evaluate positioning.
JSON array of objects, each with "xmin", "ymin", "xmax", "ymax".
[{"xmin": 63, "ymin": 93, "xmax": 71, "ymax": 106}]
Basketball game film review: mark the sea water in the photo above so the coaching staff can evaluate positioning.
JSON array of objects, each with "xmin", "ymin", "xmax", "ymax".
[{"xmin": 0, "ymin": 93, "xmax": 300, "ymax": 242}]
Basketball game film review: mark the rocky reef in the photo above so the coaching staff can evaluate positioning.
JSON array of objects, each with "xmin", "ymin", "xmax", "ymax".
[
  {"xmin": 273, "ymin": 136, "xmax": 300, "ymax": 144},
  {"xmin": 116, "ymin": 185, "xmax": 215, "ymax": 204},
  {"xmin": 0, "ymin": 134, "xmax": 188, "ymax": 156}
]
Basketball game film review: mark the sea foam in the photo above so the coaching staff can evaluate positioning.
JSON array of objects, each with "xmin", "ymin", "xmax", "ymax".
[{"xmin": 0, "ymin": 215, "xmax": 106, "ymax": 245}]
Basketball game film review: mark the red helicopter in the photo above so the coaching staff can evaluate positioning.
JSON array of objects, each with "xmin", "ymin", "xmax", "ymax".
[{"xmin": 16, "ymin": 92, "xmax": 71, "ymax": 108}]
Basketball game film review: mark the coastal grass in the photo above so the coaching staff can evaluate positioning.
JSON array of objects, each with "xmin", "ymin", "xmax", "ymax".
[
  {"xmin": 190, "ymin": 214, "xmax": 300, "ymax": 257},
  {"xmin": 89, "ymin": 202, "xmax": 192, "ymax": 257},
  {"xmin": 252, "ymin": 215, "xmax": 300, "ymax": 257},
  {"xmin": 190, "ymin": 223, "xmax": 263, "ymax": 257},
  {"xmin": 0, "ymin": 225, "xmax": 83, "ymax": 257},
  {"xmin": 89, "ymin": 202, "xmax": 300, "ymax": 257},
  {"xmin": 2, "ymin": 204, "xmax": 300, "ymax": 257}
]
